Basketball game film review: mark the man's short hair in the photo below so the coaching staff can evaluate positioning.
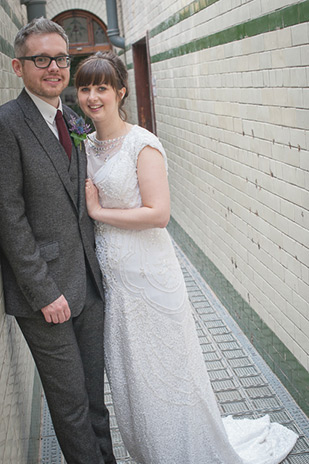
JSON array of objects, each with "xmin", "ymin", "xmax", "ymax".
[{"xmin": 14, "ymin": 17, "xmax": 69, "ymax": 57}]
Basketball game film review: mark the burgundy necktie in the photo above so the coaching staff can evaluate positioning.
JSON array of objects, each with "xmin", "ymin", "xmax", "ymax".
[{"xmin": 55, "ymin": 110, "xmax": 72, "ymax": 160}]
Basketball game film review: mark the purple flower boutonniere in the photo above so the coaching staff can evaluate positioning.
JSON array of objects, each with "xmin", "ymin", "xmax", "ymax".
[{"xmin": 68, "ymin": 116, "xmax": 91, "ymax": 148}]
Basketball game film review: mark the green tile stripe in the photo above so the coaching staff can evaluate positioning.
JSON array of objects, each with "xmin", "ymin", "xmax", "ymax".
[
  {"xmin": 150, "ymin": 0, "xmax": 220, "ymax": 38},
  {"xmin": 151, "ymin": 1, "xmax": 309, "ymax": 63},
  {"xmin": 117, "ymin": 45, "xmax": 130, "ymax": 57},
  {"xmin": 168, "ymin": 216, "xmax": 309, "ymax": 415},
  {"xmin": 119, "ymin": 0, "xmax": 218, "ymax": 56},
  {"xmin": 0, "ymin": 35, "xmax": 15, "ymax": 58},
  {"xmin": 0, "ymin": 0, "xmax": 24, "ymax": 30},
  {"xmin": 0, "ymin": 0, "xmax": 24, "ymax": 59}
]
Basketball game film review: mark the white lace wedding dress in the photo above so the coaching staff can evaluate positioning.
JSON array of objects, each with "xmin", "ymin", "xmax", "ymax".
[{"xmin": 85, "ymin": 125, "xmax": 298, "ymax": 464}]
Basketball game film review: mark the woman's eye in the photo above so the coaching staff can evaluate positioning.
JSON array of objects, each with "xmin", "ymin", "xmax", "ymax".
[
  {"xmin": 98, "ymin": 86, "xmax": 107, "ymax": 91},
  {"xmin": 80, "ymin": 87, "xmax": 89, "ymax": 92}
]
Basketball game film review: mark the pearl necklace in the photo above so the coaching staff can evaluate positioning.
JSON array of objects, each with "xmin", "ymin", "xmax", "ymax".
[{"xmin": 88, "ymin": 133, "xmax": 126, "ymax": 157}]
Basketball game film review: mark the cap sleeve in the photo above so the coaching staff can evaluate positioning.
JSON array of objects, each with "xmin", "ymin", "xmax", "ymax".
[{"xmin": 128, "ymin": 126, "xmax": 168, "ymax": 172}]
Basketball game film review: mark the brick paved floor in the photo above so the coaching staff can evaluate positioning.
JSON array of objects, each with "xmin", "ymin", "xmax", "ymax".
[{"xmin": 40, "ymin": 243, "xmax": 309, "ymax": 464}]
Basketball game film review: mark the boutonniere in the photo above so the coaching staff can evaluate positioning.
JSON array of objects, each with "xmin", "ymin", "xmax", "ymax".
[{"xmin": 68, "ymin": 116, "xmax": 91, "ymax": 148}]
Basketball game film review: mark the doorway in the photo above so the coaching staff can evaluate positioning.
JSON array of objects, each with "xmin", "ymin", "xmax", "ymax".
[{"xmin": 132, "ymin": 34, "xmax": 156, "ymax": 134}]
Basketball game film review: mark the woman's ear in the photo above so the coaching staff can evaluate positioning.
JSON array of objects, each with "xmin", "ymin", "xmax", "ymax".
[{"xmin": 119, "ymin": 87, "xmax": 126, "ymax": 100}]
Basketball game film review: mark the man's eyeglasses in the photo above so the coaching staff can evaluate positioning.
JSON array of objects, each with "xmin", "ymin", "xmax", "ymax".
[{"xmin": 17, "ymin": 55, "xmax": 71, "ymax": 69}]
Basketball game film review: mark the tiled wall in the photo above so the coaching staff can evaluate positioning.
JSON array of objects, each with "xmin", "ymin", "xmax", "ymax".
[
  {"xmin": 0, "ymin": 278, "xmax": 37, "ymax": 463},
  {"xmin": 120, "ymin": 0, "xmax": 309, "ymax": 375},
  {"xmin": 0, "ymin": 0, "xmax": 25, "ymax": 103}
]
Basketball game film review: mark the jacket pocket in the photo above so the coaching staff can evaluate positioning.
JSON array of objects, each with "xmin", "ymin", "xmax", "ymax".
[{"xmin": 39, "ymin": 242, "xmax": 59, "ymax": 262}]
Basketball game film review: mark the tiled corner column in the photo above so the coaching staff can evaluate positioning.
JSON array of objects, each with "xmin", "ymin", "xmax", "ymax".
[{"xmin": 0, "ymin": 269, "xmax": 42, "ymax": 464}]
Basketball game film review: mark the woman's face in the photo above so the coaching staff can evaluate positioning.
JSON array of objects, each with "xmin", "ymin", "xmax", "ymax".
[{"xmin": 77, "ymin": 82, "xmax": 123, "ymax": 124}]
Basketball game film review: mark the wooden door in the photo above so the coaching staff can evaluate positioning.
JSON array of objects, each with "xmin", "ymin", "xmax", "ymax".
[{"xmin": 132, "ymin": 34, "xmax": 156, "ymax": 134}]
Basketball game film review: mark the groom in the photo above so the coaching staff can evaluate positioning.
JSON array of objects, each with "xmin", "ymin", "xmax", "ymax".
[{"xmin": 0, "ymin": 18, "xmax": 115, "ymax": 464}]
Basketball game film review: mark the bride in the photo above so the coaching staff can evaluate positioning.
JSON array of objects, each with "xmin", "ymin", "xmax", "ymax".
[{"xmin": 75, "ymin": 51, "xmax": 298, "ymax": 464}]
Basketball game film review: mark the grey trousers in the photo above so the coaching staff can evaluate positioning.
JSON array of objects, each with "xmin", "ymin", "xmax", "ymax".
[{"xmin": 16, "ymin": 284, "xmax": 116, "ymax": 464}]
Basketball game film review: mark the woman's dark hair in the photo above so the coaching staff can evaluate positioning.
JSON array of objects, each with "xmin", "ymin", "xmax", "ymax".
[{"xmin": 74, "ymin": 51, "xmax": 129, "ymax": 120}]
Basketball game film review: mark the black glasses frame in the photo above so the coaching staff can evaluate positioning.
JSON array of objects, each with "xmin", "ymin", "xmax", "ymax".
[{"xmin": 16, "ymin": 55, "xmax": 71, "ymax": 68}]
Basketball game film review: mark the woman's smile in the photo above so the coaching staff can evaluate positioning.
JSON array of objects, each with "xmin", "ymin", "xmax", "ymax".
[{"xmin": 78, "ymin": 83, "xmax": 120, "ymax": 121}]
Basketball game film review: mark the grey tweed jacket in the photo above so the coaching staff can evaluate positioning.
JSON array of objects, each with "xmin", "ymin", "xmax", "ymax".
[{"xmin": 0, "ymin": 89, "xmax": 104, "ymax": 317}]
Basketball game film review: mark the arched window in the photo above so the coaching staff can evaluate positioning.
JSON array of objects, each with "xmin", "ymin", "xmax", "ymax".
[
  {"xmin": 53, "ymin": 11, "xmax": 112, "ymax": 115},
  {"xmin": 53, "ymin": 10, "xmax": 111, "ymax": 55}
]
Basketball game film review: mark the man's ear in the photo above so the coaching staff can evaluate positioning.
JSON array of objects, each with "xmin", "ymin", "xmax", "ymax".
[{"xmin": 12, "ymin": 58, "xmax": 23, "ymax": 77}]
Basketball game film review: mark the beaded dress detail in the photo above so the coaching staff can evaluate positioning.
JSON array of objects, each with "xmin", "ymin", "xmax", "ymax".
[{"xmin": 85, "ymin": 125, "xmax": 297, "ymax": 464}]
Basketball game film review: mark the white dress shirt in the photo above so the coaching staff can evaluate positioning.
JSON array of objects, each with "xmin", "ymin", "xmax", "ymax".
[{"xmin": 25, "ymin": 88, "xmax": 64, "ymax": 140}]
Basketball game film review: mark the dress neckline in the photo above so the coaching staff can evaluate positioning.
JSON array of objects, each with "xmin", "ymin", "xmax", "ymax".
[
  {"xmin": 87, "ymin": 125, "xmax": 136, "ymax": 162},
  {"xmin": 91, "ymin": 124, "xmax": 136, "ymax": 146}
]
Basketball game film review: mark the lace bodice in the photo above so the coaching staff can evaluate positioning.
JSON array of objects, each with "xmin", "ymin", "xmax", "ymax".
[
  {"xmin": 86, "ymin": 125, "xmax": 186, "ymax": 317},
  {"xmin": 86, "ymin": 125, "xmax": 168, "ymax": 210}
]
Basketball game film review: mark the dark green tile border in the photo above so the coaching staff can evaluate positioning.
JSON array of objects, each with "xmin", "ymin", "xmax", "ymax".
[
  {"xmin": 27, "ymin": 369, "xmax": 42, "ymax": 464},
  {"xmin": 168, "ymin": 216, "xmax": 309, "ymax": 416},
  {"xmin": 119, "ymin": 0, "xmax": 219, "ymax": 57},
  {"xmin": 0, "ymin": 0, "xmax": 24, "ymax": 30},
  {"xmin": 124, "ymin": 1, "xmax": 309, "ymax": 67},
  {"xmin": 150, "ymin": 1, "xmax": 309, "ymax": 63},
  {"xmin": 0, "ymin": 0, "xmax": 24, "ymax": 59},
  {"xmin": 150, "ymin": 0, "xmax": 220, "ymax": 38},
  {"xmin": 0, "ymin": 35, "xmax": 15, "ymax": 58}
]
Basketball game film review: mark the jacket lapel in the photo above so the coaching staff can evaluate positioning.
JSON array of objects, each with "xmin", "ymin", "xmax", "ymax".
[
  {"xmin": 17, "ymin": 90, "xmax": 78, "ymax": 211},
  {"xmin": 63, "ymin": 106, "xmax": 88, "ymax": 220}
]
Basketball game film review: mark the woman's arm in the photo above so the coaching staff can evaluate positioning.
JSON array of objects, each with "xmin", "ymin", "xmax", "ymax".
[{"xmin": 85, "ymin": 146, "xmax": 170, "ymax": 230}]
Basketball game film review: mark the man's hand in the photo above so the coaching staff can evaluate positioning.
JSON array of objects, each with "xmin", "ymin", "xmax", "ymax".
[{"xmin": 41, "ymin": 295, "xmax": 71, "ymax": 323}]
